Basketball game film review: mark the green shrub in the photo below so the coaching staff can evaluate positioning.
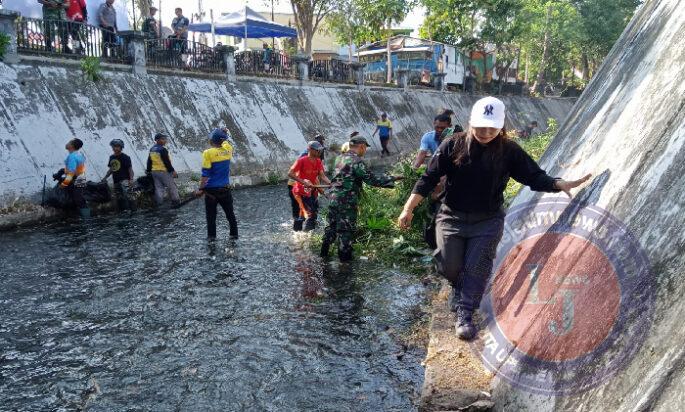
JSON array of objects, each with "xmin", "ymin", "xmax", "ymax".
[
  {"xmin": 0, "ymin": 33, "xmax": 10, "ymax": 60},
  {"xmin": 504, "ymin": 118, "xmax": 558, "ymax": 206},
  {"xmin": 265, "ymin": 170, "xmax": 282, "ymax": 185},
  {"xmin": 80, "ymin": 56, "xmax": 102, "ymax": 82}
]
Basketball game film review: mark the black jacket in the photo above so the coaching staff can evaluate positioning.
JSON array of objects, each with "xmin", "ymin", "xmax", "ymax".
[{"xmin": 413, "ymin": 136, "xmax": 559, "ymax": 213}]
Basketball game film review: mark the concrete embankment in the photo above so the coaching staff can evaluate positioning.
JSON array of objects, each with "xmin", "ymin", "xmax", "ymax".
[{"xmin": 0, "ymin": 58, "xmax": 574, "ymax": 207}]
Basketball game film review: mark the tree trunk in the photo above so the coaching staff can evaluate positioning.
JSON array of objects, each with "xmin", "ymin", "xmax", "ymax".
[
  {"xmin": 533, "ymin": 4, "xmax": 552, "ymax": 94},
  {"xmin": 524, "ymin": 47, "xmax": 529, "ymax": 84},
  {"xmin": 348, "ymin": 32, "xmax": 353, "ymax": 62},
  {"xmin": 386, "ymin": 20, "xmax": 392, "ymax": 84},
  {"xmin": 581, "ymin": 52, "xmax": 589, "ymax": 81}
]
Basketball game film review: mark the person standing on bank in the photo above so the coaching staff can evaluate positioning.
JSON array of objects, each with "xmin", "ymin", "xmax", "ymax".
[
  {"xmin": 398, "ymin": 97, "xmax": 590, "ymax": 340},
  {"xmin": 147, "ymin": 132, "xmax": 180, "ymax": 207},
  {"xmin": 196, "ymin": 128, "xmax": 238, "ymax": 240},
  {"xmin": 102, "ymin": 139, "xmax": 135, "ymax": 212},
  {"xmin": 372, "ymin": 113, "xmax": 393, "ymax": 157}
]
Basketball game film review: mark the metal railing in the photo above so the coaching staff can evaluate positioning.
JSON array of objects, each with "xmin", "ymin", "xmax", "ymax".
[
  {"xmin": 309, "ymin": 59, "xmax": 354, "ymax": 84},
  {"xmin": 14, "ymin": 17, "xmax": 128, "ymax": 64},
  {"xmin": 145, "ymin": 39, "xmax": 224, "ymax": 73},
  {"xmin": 235, "ymin": 50, "xmax": 294, "ymax": 78}
]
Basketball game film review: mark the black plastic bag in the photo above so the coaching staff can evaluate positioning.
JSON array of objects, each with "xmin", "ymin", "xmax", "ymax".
[
  {"xmin": 135, "ymin": 175, "xmax": 155, "ymax": 194},
  {"xmin": 44, "ymin": 184, "xmax": 73, "ymax": 209},
  {"xmin": 84, "ymin": 181, "xmax": 111, "ymax": 203}
]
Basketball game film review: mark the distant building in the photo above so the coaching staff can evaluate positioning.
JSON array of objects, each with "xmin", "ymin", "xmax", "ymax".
[{"xmin": 222, "ymin": 11, "xmax": 352, "ymax": 60}]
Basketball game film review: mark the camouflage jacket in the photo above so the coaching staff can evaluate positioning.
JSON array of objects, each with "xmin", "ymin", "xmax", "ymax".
[{"xmin": 328, "ymin": 152, "xmax": 395, "ymax": 209}]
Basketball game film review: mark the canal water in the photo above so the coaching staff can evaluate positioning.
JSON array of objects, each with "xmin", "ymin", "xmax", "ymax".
[{"xmin": 0, "ymin": 185, "xmax": 426, "ymax": 411}]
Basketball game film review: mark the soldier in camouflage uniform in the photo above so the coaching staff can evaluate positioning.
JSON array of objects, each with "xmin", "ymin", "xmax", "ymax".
[
  {"xmin": 40, "ymin": 0, "xmax": 69, "ymax": 52},
  {"xmin": 321, "ymin": 136, "xmax": 399, "ymax": 262}
]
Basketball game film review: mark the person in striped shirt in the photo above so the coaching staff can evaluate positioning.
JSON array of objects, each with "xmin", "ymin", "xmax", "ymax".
[{"xmin": 196, "ymin": 128, "xmax": 238, "ymax": 240}]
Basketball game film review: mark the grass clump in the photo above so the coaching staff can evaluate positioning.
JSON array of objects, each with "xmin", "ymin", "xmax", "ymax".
[
  {"xmin": 81, "ymin": 56, "xmax": 102, "ymax": 82},
  {"xmin": 503, "ymin": 118, "xmax": 558, "ymax": 205},
  {"xmin": 0, "ymin": 33, "xmax": 10, "ymax": 60}
]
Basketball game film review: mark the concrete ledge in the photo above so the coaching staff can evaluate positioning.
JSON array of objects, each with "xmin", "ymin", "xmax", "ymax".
[{"xmin": 420, "ymin": 283, "xmax": 494, "ymax": 412}]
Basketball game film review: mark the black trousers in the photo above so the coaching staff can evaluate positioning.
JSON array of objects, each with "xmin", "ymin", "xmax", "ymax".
[
  {"xmin": 66, "ymin": 183, "xmax": 86, "ymax": 209},
  {"xmin": 380, "ymin": 137, "xmax": 391, "ymax": 155},
  {"xmin": 288, "ymin": 184, "xmax": 300, "ymax": 220},
  {"xmin": 204, "ymin": 187, "xmax": 238, "ymax": 238},
  {"xmin": 434, "ymin": 205, "xmax": 505, "ymax": 314}
]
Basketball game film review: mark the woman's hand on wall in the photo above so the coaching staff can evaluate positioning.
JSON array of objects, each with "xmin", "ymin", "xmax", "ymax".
[{"xmin": 555, "ymin": 173, "xmax": 592, "ymax": 197}]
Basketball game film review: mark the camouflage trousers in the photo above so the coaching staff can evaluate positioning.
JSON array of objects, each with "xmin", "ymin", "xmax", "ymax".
[{"xmin": 321, "ymin": 204, "xmax": 357, "ymax": 261}]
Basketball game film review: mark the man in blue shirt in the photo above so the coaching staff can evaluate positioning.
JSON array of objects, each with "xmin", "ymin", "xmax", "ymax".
[
  {"xmin": 196, "ymin": 128, "xmax": 238, "ymax": 240},
  {"xmin": 413, "ymin": 114, "xmax": 464, "ymax": 169}
]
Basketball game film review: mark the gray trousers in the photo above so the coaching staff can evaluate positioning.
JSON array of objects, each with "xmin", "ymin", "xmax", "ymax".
[
  {"xmin": 434, "ymin": 205, "xmax": 505, "ymax": 313},
  {"xmin": 151, "ymin": 171, "xmax": 180, "ymax": 206}
]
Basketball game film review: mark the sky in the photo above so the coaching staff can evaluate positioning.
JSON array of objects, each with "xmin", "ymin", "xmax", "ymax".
[{"xmin": 155, "ymin": 0, "xmax": 426, "ymax": 36}]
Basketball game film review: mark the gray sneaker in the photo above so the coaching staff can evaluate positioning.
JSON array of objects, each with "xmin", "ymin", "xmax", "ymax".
[{"xmin": 455, "ymin": 308, "xmax": 477, "ymax": 340}]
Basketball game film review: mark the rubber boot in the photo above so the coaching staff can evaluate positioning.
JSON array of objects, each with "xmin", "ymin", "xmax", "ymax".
[
  {"xmin": 293, "ymin": 218, "xmax": 304, "ymax": 232},
  {"xmin": 79, "ymin": 208, "xmax": 91, "ymax": 219},
  {"xmin": 303, "ymin": 217, "xmax": 316, "ymax": 232},
  {"xmin": 320, "ymin": 240, "xmax": 331, "ymax": 258}
]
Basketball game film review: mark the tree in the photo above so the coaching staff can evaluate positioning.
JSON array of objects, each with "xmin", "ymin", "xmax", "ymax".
[
  {"xmin": 325, "ymin": 0, "xmax": 366, "ymax": 61},
  {"xmin": 291, "ymin": 0, "xmax": 338, "ymax": 55},
  {"xmin": 419, "ymin": 0, "xmax": 639, "ymax": 90},
  {"xmin": 355, "ymin": 0, "xmax": 417, "ymax": 83}
]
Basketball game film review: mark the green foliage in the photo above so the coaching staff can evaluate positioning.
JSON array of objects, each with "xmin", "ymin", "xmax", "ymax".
[
  {"xmin": 326, "ymin": 0, "xmax": 418, "ymax": 49},
  {"xmin": 337, "ymin": 156, "xmax": 433, "ymax": 272},
  {"xmin": 265, "ymin": 170, "xmax": 282, "ymax": 185},
  {"xmin": 419, "ymin": 0, "xmax": 640, "ymax": 87},
  {"xmin": 0, "ymin": 33, "xmax": 10, "ymax": 60},
  {"xmin": 504, "ymin": 118, "xmax": 558, "ymax": 205},
  {"xmin": 80, "ymin": 56, "xmax": 102, "ymax": 82}
]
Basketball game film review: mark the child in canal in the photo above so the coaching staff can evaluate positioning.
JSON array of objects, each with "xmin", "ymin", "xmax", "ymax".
[
  {"xmin": 398, "ymin": 96, "xmax": 591, "ymax": 340},
  {"xmin": 58, "ymin": 138, "xmax": 90, "ymax": 218}
]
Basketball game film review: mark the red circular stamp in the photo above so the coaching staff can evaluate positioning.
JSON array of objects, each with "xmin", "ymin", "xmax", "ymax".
[{"xmin": 472, "ymin": 199, "xmax": 653, "ymax": 395}]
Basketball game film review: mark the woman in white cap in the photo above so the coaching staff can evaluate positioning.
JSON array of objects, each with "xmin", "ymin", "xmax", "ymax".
[{"xmin": 398, "ymin": 96, "xmax": 590, "ymax": 340}]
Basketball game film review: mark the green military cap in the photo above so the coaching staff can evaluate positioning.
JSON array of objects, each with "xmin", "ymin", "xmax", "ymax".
[{"xmin": 349, "ymin": 136, "xmax": 371, "ymax": 147}]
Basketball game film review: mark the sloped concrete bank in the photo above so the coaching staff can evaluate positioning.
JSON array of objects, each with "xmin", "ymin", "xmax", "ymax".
[
  {"xmin": 0, "ymin": 58, "xmax": 573, "ymax": 208},
  {"xmin": 414, "ymin": 0, "xmax": 685, "ymax": 411}
]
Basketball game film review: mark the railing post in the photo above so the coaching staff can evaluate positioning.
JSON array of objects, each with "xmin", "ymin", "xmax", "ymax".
[
  {"xmin": 350, "ymin": 62, "xmax": 366, "ymax": 88},
  {"xmin": 118, "ymin": 31, "xmax": 146, "ymax": 75},
  {"xmin": 396, "ymin": 69, "xmax": 409, "ymax": 90},
  {"xmin": 434, "ymin": 72, "xmax": 447, "ymax": 91},
  {"xmin": 293, "ymin": 54, "xmax": 310, "ymax": 82},
  {"xmin": 0, "ymin": 10, "xmax": 20, "ymax": 64},
  {"xmin": 223, "ymin": 46, "xmax": 236, "ymax": 82}
]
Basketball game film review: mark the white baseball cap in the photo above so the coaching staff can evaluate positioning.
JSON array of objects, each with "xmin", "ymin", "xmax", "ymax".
[{"xmin": 470, "ymin": 96, "xmax": 506, "ymax": 129}]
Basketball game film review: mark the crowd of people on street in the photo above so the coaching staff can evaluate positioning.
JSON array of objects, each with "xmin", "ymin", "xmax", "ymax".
[{"xmin": 54, "ymin": 96, "xmax": 589, "ymax": 340}]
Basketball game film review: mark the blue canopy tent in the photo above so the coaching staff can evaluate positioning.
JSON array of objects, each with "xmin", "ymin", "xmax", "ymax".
[{"xmin": 188, "ymin": 6, "xmax": 297, "ymax": 49}]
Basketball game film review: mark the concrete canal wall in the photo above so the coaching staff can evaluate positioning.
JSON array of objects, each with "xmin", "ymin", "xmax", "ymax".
[{"xmin": 0, "ymin": 58, "xmax": 574, "ymax": 205}]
